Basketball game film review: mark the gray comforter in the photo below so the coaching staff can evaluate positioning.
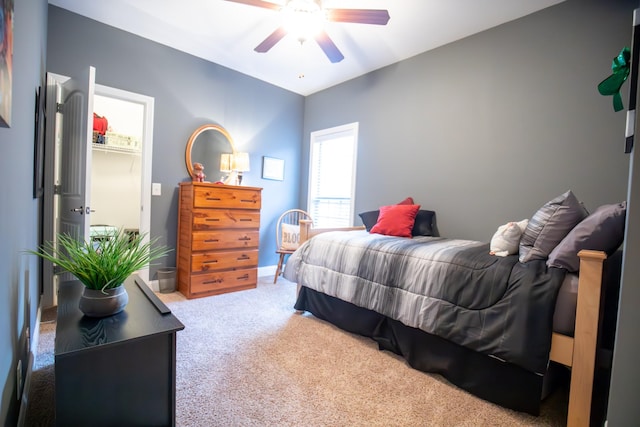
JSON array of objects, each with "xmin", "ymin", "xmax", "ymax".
[{"xmin": 284, "ymin": 230, "xmax": 566, "ymax": 374}]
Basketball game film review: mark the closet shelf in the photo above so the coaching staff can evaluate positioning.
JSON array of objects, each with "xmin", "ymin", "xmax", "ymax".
[{"xmin": 92, "ymin": 142, "xmax": 141, "ymax": 155}]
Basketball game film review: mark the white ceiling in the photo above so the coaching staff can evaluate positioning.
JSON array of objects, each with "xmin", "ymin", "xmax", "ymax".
[{"xmin": 48, "ymin": 0, "xmax": 565, "ymax": 96}]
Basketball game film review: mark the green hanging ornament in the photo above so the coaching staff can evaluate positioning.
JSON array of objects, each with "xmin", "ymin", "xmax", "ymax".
[{"xmin": 598, "ymin": 47, "xmax": 631, "ymax": 112}]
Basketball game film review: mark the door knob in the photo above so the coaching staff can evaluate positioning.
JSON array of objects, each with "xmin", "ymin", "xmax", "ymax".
[{"xmin": 71, "ymin": 207, "xmax": 84, "ymax": 214}]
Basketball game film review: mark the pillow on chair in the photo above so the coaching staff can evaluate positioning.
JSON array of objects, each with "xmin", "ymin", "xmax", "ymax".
[{"xmin": 281, "ymin": 223, "xmax": 301, "ymax": 251}]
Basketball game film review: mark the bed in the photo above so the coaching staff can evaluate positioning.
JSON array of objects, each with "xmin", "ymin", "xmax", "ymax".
[{"xmin": 284, "ymin": 194, "xmax": 625, "ymax": 427}]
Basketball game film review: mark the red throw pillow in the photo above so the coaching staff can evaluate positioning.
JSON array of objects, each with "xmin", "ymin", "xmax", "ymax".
[
  {"xmin": 370, "ymin": 204, "xmax": 421, "ymax": 238},
  {"xmin": 397, "ymin": 197, "xmax": 414, "ymax": 205}
]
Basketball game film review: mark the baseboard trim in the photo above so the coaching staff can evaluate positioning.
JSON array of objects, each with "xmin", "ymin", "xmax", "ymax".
[
  {"xmin": 148, "ymin": 265, "xmax": 280, "ymax": 292},
  {"xmin": 17, "ymin": 351, "xmax": 34, "ymax": 427},
  {"xmin": 17, "ymin": 305, "xmax": 42, "ymax": 427},
  {"xmin": 258, "ymin": 265, "xmax": 277, "ymax": 278}
]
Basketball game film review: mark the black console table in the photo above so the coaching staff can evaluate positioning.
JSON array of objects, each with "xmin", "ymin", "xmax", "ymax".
[{"xmin": 55, "ymin": 276, "xmax": 184, "ymax": 426}]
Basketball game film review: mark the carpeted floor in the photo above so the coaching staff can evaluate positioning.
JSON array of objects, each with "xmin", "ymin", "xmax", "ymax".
[{"xmin": 25, "ymin": 276, "xmax": 569, "ymax": 426}]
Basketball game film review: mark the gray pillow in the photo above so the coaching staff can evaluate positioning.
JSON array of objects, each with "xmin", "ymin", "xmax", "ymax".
[
  {"xmin": 547, "ymin": 201, "xmax": 626, "ymax": 272},
  {"xmin": 519, "ymin": 190, "xmax": 588, "ymax": 263},
  {"xmin": 358, "ymin": 210, "xmax": 379, "ymax": 231}
]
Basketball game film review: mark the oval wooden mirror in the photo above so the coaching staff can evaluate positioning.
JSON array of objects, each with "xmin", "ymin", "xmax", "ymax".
[{"xmin": 185, "ymin": 124, "xmax": 236, "ymax": 180}]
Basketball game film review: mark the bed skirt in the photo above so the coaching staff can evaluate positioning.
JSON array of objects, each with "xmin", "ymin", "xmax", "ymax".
[{"xmin": 294, "ymin": 286, "xmax": 547, "ymax": 415}]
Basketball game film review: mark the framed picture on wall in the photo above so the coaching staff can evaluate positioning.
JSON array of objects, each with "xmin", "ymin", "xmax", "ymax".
[
  {"xmin": 33, "ymin": 86, "xmax": 45, "ymax": 198},
  {"xmin": 0, "ymin": 0, "xmax": 14, "ymax": 128},
  {"xmin": 262, "ymin": 156, "xmax": 284, "ymax": 181}
]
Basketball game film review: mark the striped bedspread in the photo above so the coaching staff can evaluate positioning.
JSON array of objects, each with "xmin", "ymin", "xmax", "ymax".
[{"xmin": 284, "ymin": 230, "xmax": 566, "ymax": 374}]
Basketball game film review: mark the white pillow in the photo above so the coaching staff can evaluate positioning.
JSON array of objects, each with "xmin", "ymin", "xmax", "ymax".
[
  {"xmin": 281, "ymin": 223, "xmax": 301, "ymax": 251},
  {"xmin": 489, "ymin": 219, "xmax": 529, "ymax": 257}
]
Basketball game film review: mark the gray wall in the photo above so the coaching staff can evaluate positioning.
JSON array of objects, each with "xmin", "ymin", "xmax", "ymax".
[
  {"xmin": 0, "ymin": 0, "xmax": 48, "ymax": 424},
  {"xmin": 305, "ymin": 0, "xmax": 633, "ymax": 242},
  {"xmin": 46, "ymin": 5, "xmax": 305, "ymax": 273}
]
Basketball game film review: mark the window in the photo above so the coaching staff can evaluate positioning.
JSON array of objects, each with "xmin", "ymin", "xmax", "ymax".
[{"xmin": 308, "ymin": 122, "xmax": 358, "ymax": 227}]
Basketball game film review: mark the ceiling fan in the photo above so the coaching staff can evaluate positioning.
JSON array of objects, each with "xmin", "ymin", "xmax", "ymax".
[{"xmin": 223, "ymin": 0, "xmax": 390, "ymax": 63}]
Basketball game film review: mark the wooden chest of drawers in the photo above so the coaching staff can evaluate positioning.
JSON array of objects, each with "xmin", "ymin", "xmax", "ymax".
[{"xmin": 177, "ymin": 182, "xmax": 262, "ymax": 299}]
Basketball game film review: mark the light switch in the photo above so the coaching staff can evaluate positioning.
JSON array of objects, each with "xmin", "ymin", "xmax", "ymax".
[{"xmin": 152, "ymin": 183, "xmax": 161, "ymax": 196}]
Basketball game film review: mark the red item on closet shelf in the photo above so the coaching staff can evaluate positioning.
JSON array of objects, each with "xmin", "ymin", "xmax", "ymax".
[{"xmin": 93, "ymin": 113, "xmax": 108, "ymax": 135}]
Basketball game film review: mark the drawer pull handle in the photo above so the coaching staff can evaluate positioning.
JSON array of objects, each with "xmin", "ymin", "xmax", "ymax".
[
  {"xmin": 237, "ymin": 255, "xmax": 250, "ymax": 261},
  {"xmin": 203, "ymin": 278, "xmax": 224, "ymax": 284},
  {"xmin": 206, "ymin": 197, "xmax": 222, "ymax": 201},
  {"xmin": 239, "ymin": 219, "xmax": 252, "ymax": 222},
  {"xmin": 240, "ymin": 199, "xmax": 256, "ymax": 203},
  {"xmin": 205, "ymin": 239, "xmax": 219, "ymax": 243},
  {"xmin": 205, "ymin": 218, "xmax": 220, "ymax": 222},
  {"xmin": 237, "ymin": 274, "xmax": 249, "ymax": 280},
  {"xmin": 238, "ymin": 236, "xmax": 251, "ymax": 241},
  {"xmin": 203, "ymin": 260, "xmax": 218, "ymax": 264}
]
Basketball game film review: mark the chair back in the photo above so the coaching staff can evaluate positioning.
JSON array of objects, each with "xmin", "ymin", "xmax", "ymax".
[{"xmin": 276, "ymin": 209, "xmax": 313, "ymax": 251}]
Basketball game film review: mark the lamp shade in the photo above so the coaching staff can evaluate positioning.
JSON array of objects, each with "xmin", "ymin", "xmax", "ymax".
[
  {"xmin": 233, "ymin": 152, "xmax": 250, "ymax": 172},
  {"xmin": 220, "ymin": 153, "xmax": 233, "ymax": 172}
]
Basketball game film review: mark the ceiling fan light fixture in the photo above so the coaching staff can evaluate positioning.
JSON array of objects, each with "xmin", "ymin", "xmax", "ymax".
[
  {"xmin": 223, "ymin": 0, "xmax": 388, "ymax": 63},
  {"xmin": 282, "ymin": 0, "xmax": 324, "ymax": 43}
]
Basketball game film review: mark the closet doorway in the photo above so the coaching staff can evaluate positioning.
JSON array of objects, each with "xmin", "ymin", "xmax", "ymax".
[
  {"xmin": 90, "ymin": 88, "xmax": 149, "ymax": 267},
  {"xmin": 91, "ymin": 85, "xmax": 154, "ymax": 287},
  {"xmin": 42, "ymin": 71, "xmax": 154, "ymax": 308}
]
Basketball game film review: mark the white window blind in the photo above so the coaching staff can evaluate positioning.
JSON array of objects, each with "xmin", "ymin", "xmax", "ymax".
[{"xmin": 308, "ymin": 123, "xmax": 358, "ymax": 227}]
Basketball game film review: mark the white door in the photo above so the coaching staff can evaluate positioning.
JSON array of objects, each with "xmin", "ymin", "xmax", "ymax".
[
  {"xmin": 56, "ymin": 66, "xmax": 96, "ymax": 282},
  {"xmin": 41, "ymin": 69, "xmax": 154, "ymax": 307}
]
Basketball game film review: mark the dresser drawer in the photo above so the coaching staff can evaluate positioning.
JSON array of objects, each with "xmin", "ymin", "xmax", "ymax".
[
  {"xmin": 192, "ymin": 230, "xmax": 259, "ymax": 251},
  {"xmin": 191, "ymin": 250, "xmax": 258, "ymax": 273},
  {"xmin": 194, "ymin": 187, "xmax": 261, "ymax": 209},
  {"xmin": 192, "ymin": 209, "xmax": 260, "ymax": 230},
  {"xmin": 190, "ymin": 269, "xmax": 257, "ymax": 295}
]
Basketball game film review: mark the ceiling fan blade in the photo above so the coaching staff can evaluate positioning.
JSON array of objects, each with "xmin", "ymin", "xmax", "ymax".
[
  {"xmin": 325, "ymin": 9, "xmax": 390, "ymax": 25},
  {"xmin": 223, "ymin": 0, "xmax": 282, "ymax": 11},
  {"xmin": 255, "ymin": 26, "xmax": 287, "ymax": 53},
  {"xmin": 315, "ymin": 31, "xmax": 344, "ymax": 63}
]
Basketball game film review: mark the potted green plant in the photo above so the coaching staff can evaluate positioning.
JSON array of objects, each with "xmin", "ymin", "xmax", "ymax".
[{"xmin": 29, "ymin": 229, "xmax": 172, "ymax": 317}]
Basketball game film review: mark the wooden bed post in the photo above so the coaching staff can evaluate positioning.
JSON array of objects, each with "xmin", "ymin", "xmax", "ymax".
[
  {"xmin": 300, "ymin": 219, "xmax": 313, "ymax": 244},
  {"xmin": 566, "ymin": 249, "xmax": 607, "ymax": 427}
]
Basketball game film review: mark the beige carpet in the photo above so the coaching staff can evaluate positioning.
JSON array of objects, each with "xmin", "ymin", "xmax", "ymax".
[{"xmin": 26, "ymin": 276, "xmax": 568, "ymax": 426}]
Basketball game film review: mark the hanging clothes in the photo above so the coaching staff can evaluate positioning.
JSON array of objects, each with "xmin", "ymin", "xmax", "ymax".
[
  {"xmin": 93, "ymin": 113, "xmax": 108, "ymax": 135},
  {"xmin": 93, "ymin": 113, "xmax": 109, "ymax": 144}
]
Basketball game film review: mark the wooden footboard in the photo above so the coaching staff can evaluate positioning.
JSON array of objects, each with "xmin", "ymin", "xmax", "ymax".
[
  {"xmin": 550, "ymin": 249, "xmax": 607, "ymax": 427},
  {"xmin": 299, "ymin": 219, "xmax": 365, "ymax": 243},
  {"xmin": 297, "ymin": 222, "xmax": 608, "ymax": 426},
  {"xmin": 296, "ymin": 220, "xmax": 365, "ymax": 298}
]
